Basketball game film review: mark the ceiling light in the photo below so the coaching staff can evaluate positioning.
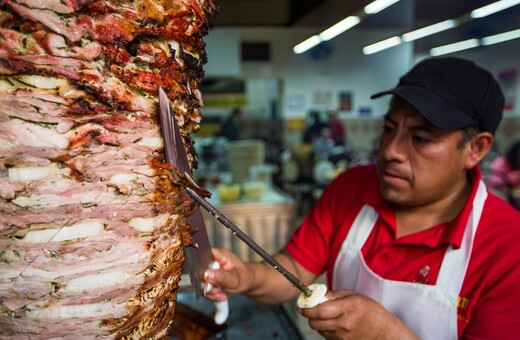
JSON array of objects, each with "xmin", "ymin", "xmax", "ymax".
[
  {"xmin": 364, "ymin": 0, "xmax": 400, "ymax": 14},
  {"xmin": 401, "ymin": 20, "xmax": 458, "ymax": 42},
  {"xmin": 481, "ymin": 28, "xmax": 520, "ymax": 45},
  {"xmin": 430, "ymin": 39, "xmax": 480, "ymax": 56},
  {"xmin": 319, "ymin": 16, "xmax": 361, "ymax": 41},
  {"xmin": 470, "ymin": 0, "xmax": 520, "ymax": 18},
  {"xmin": 363, "ymin": 36, "xmax": 402, "ymax": 54},
  {"xmin": 293, "ymin": 35, "xmax": 322, "ymax": 54}
]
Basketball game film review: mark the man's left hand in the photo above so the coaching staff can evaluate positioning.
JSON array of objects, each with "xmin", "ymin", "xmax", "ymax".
[{"xmin": 298, "ymin": 289, "xmax": 418, "ymax": 340}]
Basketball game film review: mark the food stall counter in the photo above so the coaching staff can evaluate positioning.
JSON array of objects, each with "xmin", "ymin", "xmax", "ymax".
[
  {"xmin": 202, "ymin": 186, "xmax": 296, "ymax": 262},
  {"xmin": 171, "ymin": 288, "xmax": 305, "ymax": 340}
]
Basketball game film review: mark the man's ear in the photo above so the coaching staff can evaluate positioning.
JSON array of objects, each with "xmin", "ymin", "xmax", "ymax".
[{"xmin": 465, "ymin": 132, "xmax": 494, "ymax": 169}]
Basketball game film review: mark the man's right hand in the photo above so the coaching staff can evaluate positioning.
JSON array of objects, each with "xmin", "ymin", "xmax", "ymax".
[{"xmin": 204, "ymin": 248, "xmax": 252, "ymax": 302}]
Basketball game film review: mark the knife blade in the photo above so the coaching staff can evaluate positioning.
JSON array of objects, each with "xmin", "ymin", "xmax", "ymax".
[
  {"xmin": 158, "ymin": 88, "xmax": 311, "ymax": 298},
  {"xmin": 157, "ymin": 87, "xmax": 216, "ymax": 296}
]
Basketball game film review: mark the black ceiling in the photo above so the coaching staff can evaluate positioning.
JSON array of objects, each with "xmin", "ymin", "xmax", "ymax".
[{"xmin": 209, "ymin": 0, "xmax": 520, "ymax": 54}]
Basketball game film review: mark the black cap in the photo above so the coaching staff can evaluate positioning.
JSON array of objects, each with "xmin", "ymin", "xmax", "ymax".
[{"xmin": 371, "ymin": 57, "xmax": 505, "ymax": 134}]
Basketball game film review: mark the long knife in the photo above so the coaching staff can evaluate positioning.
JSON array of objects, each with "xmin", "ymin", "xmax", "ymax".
[
  {"xmin": 158, "ymin": 88, "xmax": 312, "ymax": 298},
  {"xmin": 158, "ymin": 88, "xmax": 229, "ymax": 324}
]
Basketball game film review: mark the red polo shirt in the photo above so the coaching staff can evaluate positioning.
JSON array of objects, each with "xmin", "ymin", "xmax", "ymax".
[{"xmin": 286, "ymin": 165, "xmax": 520, "ymax": 338}]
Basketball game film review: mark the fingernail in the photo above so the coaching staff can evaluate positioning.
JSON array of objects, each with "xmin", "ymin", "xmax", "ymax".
[{"xmin": 205, "ymin": 270, "xmax": 214, "ymax": 280}]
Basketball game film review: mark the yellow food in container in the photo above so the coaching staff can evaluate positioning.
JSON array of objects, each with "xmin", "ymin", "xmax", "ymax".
[
  {"xmin": 217, "ymin": 183, "xmax": 241, "ymax": 201},
  {"xmin": 243, "ymin": 181, "xmax": 265, "ymax": 199}
]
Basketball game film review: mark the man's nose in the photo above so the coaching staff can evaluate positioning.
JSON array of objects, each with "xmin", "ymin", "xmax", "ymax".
[{"xmin": 381, "ymin": 134, "xmax": 407, "ymax": 162}]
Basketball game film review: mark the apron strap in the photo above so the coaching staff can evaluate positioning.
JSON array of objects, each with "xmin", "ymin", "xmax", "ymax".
[
  {"xmin": 436, "ymin": 180, "xmax": 487, "ymax": 292},
  {"xmin": 343, "ymin": 204, "xmax": 378, "ymax": 249}
]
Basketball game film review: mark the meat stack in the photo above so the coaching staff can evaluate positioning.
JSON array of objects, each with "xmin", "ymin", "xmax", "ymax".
[{"xmin": 0, "ymin": 0, "xmax": 216, "ymax": 338}]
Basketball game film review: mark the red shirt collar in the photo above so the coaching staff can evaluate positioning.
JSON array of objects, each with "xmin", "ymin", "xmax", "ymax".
[{"xmin": 360, "ymin": 166, "xmax": 482, "ymax": 249}]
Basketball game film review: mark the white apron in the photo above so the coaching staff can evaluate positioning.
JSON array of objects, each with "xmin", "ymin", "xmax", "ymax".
[{"xmin": 332, "ymin": 181, "xmax": 487, "ymax": 339}]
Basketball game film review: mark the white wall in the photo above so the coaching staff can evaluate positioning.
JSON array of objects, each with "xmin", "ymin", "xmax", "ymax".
[
  {"xmin": 205, "ymin": 26, "xmax": 412, "ymax": 119},
  {"xmin": 203, "ymin": 26, "xmax": 520, "ymax": 149},
  {"xmin": 204, "ymin": 28, "xmax": 241, "ymax": 76}
]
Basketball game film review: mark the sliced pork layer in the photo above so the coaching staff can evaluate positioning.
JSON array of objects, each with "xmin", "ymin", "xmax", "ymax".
[{"xmin": 0, "ymin": 0, "xmax": 216, "ymax": 338}]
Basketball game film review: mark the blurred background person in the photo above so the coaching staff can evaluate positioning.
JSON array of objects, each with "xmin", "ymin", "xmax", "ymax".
[
  {"xmin": 312, "ymin": 126, "xmax": 335, "ymax": 160},
  {"xmin": 302, "ymin": 110, "xmax": 326, "ymax": 144},
  {"xmin": 218, "ymin": 107, "xmax": 243, "ymax": 141},
  {"xmin": 485, "ymin": 140, "xmax": 520, "ymax": 208},
  {"xmin": 327, "ymin": 110, "xmax": 347, "ymax": 146}
]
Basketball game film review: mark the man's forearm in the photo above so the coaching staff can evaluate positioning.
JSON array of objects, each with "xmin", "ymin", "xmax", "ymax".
[
  {"xmin": 241, "ymin": 252, "xmax": 313, "ymax": 305},
  {"xmin": 241, "ymin": 261, "xmax": 302, "ymax": 304}
]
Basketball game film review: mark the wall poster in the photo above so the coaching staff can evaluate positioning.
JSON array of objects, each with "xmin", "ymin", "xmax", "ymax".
[{"xmin": 339, "ymin": 91, "xmax": 353, "ymax": 112}]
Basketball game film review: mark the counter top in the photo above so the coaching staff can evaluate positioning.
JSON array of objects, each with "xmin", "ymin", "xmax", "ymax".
[
  {"xmin": 171, "ymin": 289, "xmax": 305, "ymax": 340},
  {"xmin": 201, "ymin": 185, "xmax": 297, "ymax": 262},
  {"xmin": 206, "ymin": 185, "xmax": 294, "ymax": 206}
]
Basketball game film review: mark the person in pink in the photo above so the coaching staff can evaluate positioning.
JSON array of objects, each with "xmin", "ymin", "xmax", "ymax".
[
  {"xmin": 485, "ymin": 140, "xmax": 520, "ymax": 208},
  {"xmin": 327, "ymin": 110, "xmax": 347, "ymax": 146},
  {"xmin": 204, "ymin": 58, "xmax": 520, "ymax": 339},
  {"xmin": 486, "ymin": 140, "xmax": 520, "ymax": 191}
]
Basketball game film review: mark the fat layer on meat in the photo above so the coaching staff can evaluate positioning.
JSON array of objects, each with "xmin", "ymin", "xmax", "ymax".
[{"xmin": 0, "ymin": 0, "xmax": 217, "ymax": 338}]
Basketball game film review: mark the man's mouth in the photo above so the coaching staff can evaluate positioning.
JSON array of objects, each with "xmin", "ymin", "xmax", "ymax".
[{"xmin": 381, "ymin": 169, "xmax": 409, "ymax": 185}]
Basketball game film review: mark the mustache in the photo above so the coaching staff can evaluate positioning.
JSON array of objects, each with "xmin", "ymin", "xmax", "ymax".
[{"xmin": 378, "ymin": 162, "xmax": 410, "ymax": 181}]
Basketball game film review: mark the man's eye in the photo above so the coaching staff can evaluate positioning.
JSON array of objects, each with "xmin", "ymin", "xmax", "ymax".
[
  {"xmin": 382, "ymin": 125, "xmax": 393, "ymax": 133},
  {"xmin": 413, "ymin": 136, "xmax": 429, "ymax": 143}
]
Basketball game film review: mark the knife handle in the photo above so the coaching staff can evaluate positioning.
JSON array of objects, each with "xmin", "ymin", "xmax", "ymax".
[
  {"xmin": 296, "ymin": 283, "xmax": 328, "ymax": 309},
  {"xmin": 207, "ymin": 261, "xmax": 229, "ymax": 325}
]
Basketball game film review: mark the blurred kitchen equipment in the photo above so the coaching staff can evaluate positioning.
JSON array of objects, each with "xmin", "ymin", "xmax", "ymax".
[
  {"xmin": 249, "ymin": 164, "xmax": 274, "ymax": 186},
  {"xmin": 227, "ymin": 140, "xmax": 265, "ymax": 183}
]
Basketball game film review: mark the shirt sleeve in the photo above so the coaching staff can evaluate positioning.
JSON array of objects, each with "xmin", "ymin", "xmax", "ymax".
[
  {"xmin": 285, "ymin": 191, "xmax": 335, "ymax": 275},
  {"xmin": 285, "ymin": 166, "xmax": 371, "ymax": 275}
]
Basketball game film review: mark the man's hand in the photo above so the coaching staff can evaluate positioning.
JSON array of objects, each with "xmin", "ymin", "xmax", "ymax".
[
  {"xmin": 204, "ymin": 248, "xmax": 252, "ymax": 302},
  {"xmin": 298, "ymin": 289, "xmax": 418, "ymax": 340}
]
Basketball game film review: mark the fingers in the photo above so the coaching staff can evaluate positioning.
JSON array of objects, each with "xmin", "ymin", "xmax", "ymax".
[
  {"xmin": 204, "ymin": 285, "xmax": 227, "ymax": 302},
  {"xmin": 298, "ymin": 298, "xmax": 340, "ymax": 320},
  {"xmin": 204, "ymin": 248, "xmax": 245, "ymax": 295},
  {"xmin": 204, "ymin": 261, "xmax": 237, "ymax": 287},
  {"xmin": 212, "ymin": 248, "xmax": 240, "ymax": 270}
]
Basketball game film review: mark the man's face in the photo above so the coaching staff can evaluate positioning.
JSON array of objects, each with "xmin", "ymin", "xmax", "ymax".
[{"xmin": 376, "ymin": 97, "xmax": 471, "ymax": 208}]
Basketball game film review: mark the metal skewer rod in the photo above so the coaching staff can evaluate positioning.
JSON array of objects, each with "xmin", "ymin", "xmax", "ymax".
[{"xmin": 186, "ymin": 187, "xmax": 312, "ymax": 297}]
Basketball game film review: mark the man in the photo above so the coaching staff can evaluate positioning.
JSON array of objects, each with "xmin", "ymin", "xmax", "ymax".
[
  {"xmin": 303, "ymin": 110, "xmax": 327, "ymax": 143},
  {"xmin": 204, "ymin": 57, "xmax": 520, "ymax": 339}
]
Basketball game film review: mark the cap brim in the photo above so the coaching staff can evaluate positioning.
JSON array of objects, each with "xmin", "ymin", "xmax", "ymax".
[{"xmin": 371, "ymin": 86, "xmax": 476, "ymax": 130}]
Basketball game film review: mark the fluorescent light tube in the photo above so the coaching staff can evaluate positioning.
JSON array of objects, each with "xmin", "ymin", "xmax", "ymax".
[
  {"xmin": 364, "ymin": 0, "xmax": 400, "ymax": 14},
  {"xmin": 470, "ymin": 0, "xmax": 520, "ymax": 18},
  {"xmin": 363, "ymin": 36, "xmax": 402, "ymax": 54},
  {"xmin": 430, "ymin": 39, "xmax": 480, "ymax": 56},
  {"xmin": 481, "ymin": 28, "xmax": 520, "ymax": 45},
  {"xmin": 401, "ymin": 20, "xmax": 457, "ymax": 42},
  {"xmin": 319, "ymin": 16, "xmax": 361, "ymax": 41},
  {"xmin": 293, "ymin": 35, "xmax": 322, "ymax": 54}
]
